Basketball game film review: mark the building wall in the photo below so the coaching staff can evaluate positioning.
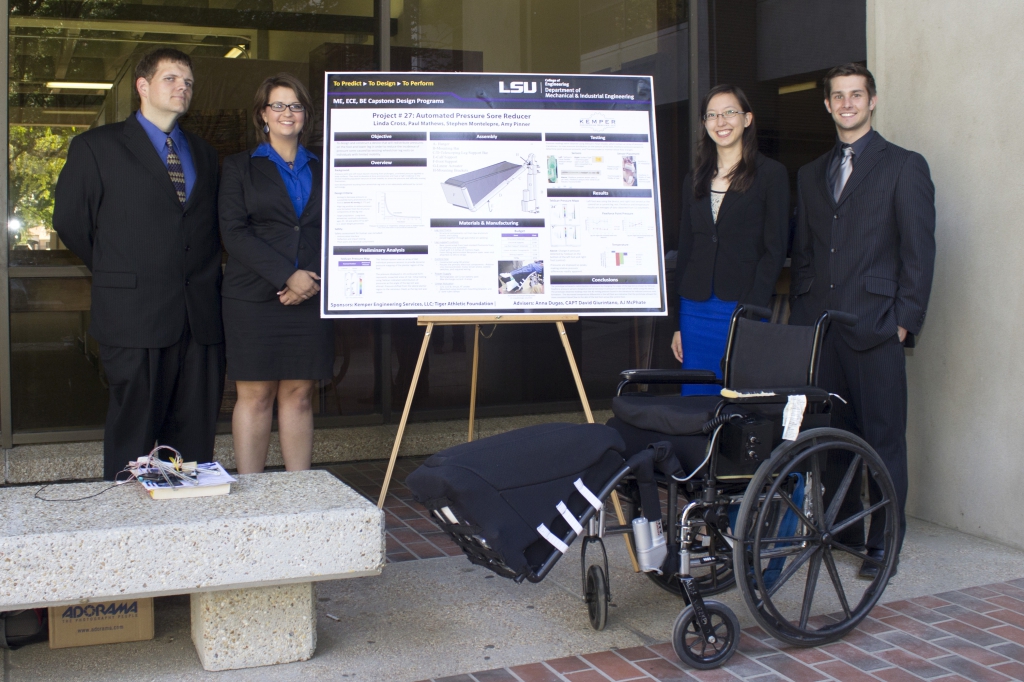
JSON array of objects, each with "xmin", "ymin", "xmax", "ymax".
[{"xmin": 868, "ymin": 0, "xmax": 1024, "ymax": 549}]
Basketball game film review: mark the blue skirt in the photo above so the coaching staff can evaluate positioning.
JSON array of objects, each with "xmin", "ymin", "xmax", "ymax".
[{"xmin": 679, "ymin": 295, "xmax": 736, "ymax": 396}]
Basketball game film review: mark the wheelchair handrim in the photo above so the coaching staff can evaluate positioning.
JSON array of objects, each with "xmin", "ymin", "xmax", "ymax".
[{"xmin": 735, "ymin": 428, "xmax": 899, "ymax": 646}]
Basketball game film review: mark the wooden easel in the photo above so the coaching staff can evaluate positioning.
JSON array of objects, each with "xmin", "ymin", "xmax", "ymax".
[{"xmin": 376, "ymin": 314, "xmax": 640, "ymax": 571}]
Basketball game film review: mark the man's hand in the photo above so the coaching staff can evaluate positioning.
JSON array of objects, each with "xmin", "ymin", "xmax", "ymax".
[
  {"xmin": 671, "ymin": 331, "xmax": 683, "ymax": 364},
  {"xmin": 897, "ymin": 326, "xmax": 908, "ymax": 343},
  {"xmin": 278, "ymin": 289, "xmax": 304, "ymax": 305}
]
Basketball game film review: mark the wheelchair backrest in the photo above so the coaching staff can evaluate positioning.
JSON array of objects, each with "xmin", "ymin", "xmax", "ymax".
[{"xmin": 723, "ymin": 317, "xmax": 817, "ymax": 390}]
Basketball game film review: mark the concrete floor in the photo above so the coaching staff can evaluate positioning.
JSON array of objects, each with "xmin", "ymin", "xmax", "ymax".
[{"xmin": 5, "ymin": 516, "xmax": 1024, "ymax": 682}]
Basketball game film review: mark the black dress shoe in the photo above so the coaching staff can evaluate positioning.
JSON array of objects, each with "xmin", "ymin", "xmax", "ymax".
[{"xmin": 858, "ymin": 548, "xmax": 897, "ymax": 580}]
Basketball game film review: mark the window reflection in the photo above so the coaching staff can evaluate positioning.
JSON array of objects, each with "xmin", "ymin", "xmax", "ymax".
[
  {"xmin": 8, "ymin": 0, "xmax": 866, "ymax": 438},
  {"xmin": 10, "ymin": 279, "xmax": 105, "ymax": 430}
]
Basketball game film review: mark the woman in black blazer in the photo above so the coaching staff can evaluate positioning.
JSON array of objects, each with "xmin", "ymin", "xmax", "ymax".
[
  {"xmin": 672, "ymin": 84, "xmax": 789, "ymax": 395},
  {"xmin": 219, "ymin": 73, "xmax": 331, "ymax": 473}
]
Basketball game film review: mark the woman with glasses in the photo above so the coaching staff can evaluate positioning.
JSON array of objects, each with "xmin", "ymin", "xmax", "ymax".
[
  {"xmin": 671, "ymin": 84, "xmax": 789, "ymax": 395},
  {"xmin": 219, "ymin": 73, "xmax": 331, "ymax": 472}
]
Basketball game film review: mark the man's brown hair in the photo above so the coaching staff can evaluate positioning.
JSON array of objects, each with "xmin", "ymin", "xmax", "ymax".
[
  {"xmin": 134, "ymin": 48, "xmax": 193, "ymax": 83},
  {"xmin": 823, "ymin": 63, "xmax": 876, "ymax": 100},
  {"xmin": 252, "ymin": 73, "xmax": 314, "ymax": 146}
]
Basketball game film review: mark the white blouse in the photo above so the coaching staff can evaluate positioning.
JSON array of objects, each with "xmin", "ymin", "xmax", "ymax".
[{"xmin": 710, "ymin": 190, "xmax": 726, "ymax": 223}]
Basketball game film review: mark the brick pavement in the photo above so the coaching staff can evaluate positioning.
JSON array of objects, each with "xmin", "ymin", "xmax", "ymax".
[
  {"xmin": 416, "ymin": 580, "xmax": 1024, "ymax": 682},
  {"xmin": 328, "ymin": 456, "xmax": 465, "ymax": 562},
  {"xmin": 328, "ymin": 459, "xmax": 1024, "ymax": 682}
]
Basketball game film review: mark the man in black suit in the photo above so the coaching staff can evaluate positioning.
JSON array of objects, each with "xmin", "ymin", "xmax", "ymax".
[
  {"xmin": 54, "ymin": 48, "xmax": 225, "ymax": 480},
  {"xmin": 790, "ymin": 63, "xmax": 936, "ymax": 578}
]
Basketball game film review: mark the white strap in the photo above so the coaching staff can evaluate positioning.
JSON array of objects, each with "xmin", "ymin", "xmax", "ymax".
[
  {"xmin": 536, "ymin": 523, "xmax": 568, "ymax": 553},
  {"xmin": 556, "ymin": 501, "xmax": 584, "ymax": 535},
  {"xmin": 574, "ymin": 478, "xmax": 603, "ymax": 510},
  {"xmin": 782, "ymin": 394, "xmax": 807, "ymax": 441}
]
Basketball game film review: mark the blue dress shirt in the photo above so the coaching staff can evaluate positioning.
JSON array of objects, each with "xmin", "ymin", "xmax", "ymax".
[
  {"xmin": 135, "ymin": 110, "xmax": 196, "ymax": 200},
  {"xmin": 251, "ymin": 142, "xmax": 316, "ymax": 219}
]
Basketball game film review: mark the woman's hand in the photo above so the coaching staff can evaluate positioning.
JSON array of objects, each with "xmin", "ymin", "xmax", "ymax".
[
  {"xmin": 278, "ymin": 289, "xmax": 304, "ymax": 305},
  {"xmin": 671, "ymin": 331, "xmax": 683, "ymax": 364},
  {"xmin": 283, "ymin": 270, "xmax": 320, "ymax": 297},
  {"xmin": 278, "ymin": 270, "xmax": 320, "ymax": 304}
]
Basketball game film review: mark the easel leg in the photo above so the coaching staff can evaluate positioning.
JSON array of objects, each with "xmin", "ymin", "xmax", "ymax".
[
  {"xmin": 377, "ymin": 323, "xmax": 433, "ymax": 509},
  {"xmin": 554, "ymin": 321, "xmax": 640, "ymax": 573},
  {"xmin": 468, "ymin": 324, "xmax": 480, "ymax": 442},
  {"xmin": 555, "ymin": 321, "xmax": 594, "ymax": 423}
]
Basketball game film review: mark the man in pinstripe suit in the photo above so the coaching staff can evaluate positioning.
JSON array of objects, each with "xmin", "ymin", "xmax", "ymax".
[{"xmin": 790, "ymin": 63, "xmax": 936, "ymax": 579}]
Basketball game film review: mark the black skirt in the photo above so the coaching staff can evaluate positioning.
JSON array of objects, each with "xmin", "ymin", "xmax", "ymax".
[{"xmin": 223, "ymin": 296, "xmax": 333, "ymax": 381}]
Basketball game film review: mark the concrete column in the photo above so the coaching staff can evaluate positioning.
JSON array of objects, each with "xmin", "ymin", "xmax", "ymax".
[
  {"xmin": 869, "ymin": 0, "xmax": 1024, "ymax": 549},
  {"xmin": 191, "ymin": 583, "xmax": 317, "ymax": 671}
]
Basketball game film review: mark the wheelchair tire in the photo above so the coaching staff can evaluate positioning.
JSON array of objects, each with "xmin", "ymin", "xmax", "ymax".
[
  {"xmin": 733, "ymin": 427, "xmax": 898, "ymax": 647},
  {"xmin": 585, "ymin": 564, "xmax": 608, "ymax": 631},
  {"xmin": 671, "ymin": 600, "xmax": 740, "ymax": 670}
]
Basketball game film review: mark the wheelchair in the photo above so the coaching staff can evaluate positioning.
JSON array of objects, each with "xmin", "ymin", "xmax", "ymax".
[{"xmin": 406, "ymin": 304, "xmax": 898, "ymax": 670}]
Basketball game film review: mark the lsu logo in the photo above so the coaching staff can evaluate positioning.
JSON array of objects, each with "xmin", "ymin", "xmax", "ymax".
[{"xmin": 499, "ymin": 81, "xmax": 537, "ymax": 94}]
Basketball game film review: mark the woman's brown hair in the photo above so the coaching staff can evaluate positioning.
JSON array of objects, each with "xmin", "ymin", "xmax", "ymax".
[
  {"xmin": 252, "ymin": 73, "xmax": 314, "ymax": 146},
  {"xmin": 692, "ymin": 84, "xmax": 759, "ymax": 200}
]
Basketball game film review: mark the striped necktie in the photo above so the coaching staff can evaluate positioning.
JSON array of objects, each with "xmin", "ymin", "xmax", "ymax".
[
  {"xmin": 165, "ymin": 137, "xmax": 187, "ymax": 204},
  {"xmin": 833, "ymin": 145, "xmax": 854, "ymax": 201}
]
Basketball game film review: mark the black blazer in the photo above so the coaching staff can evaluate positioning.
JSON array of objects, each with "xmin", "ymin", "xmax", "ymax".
[
  {"xmin": 53, "ymin": 113, "xmax": 223, "ymax": 348},
  {"xmin": 219, "ymin": 151, "xmax": 323, "ymax": 302},
  {"xmin": 676, "ymin": 154, "xmax": 789, "ymax": 318},
  {"xmin": 789, "ymin": 132, "xmax": 936, "ymax": 351}
]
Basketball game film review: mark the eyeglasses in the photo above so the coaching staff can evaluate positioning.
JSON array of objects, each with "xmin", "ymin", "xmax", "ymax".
[
  {"xmin": 268, "ymin": 102, "xmax": 304, "ymax": 112},
  {"xmin": 703, "ymin": 110, "xmax": 744, "ymax": 122}
]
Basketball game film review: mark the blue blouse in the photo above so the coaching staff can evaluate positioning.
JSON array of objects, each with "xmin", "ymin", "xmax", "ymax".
[{"xmin": 251, "ymin": 142, "xmax": 316, "ymax": 219}]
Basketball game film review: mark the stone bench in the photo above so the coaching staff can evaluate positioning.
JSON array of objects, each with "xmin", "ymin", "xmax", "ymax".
[{"xmin": 0, "ymin": 469, "xmax": 384, "ymax": 671}]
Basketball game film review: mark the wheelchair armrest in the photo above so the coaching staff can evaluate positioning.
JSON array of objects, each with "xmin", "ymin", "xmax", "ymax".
[
  {"xmin": 719, "ymin": 386, "xmax": 831, "ymax": 404},
  {"xmin": 617, "ymin": 369, "xmax": 721, "ymax": 394}
]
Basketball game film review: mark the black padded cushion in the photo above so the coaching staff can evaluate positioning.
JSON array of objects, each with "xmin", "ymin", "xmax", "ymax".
[
  {"xmin": 611, "ymin": 394, "xmax": 721, "ymax": 435},
  {"xmin": 406, "ymin": 423, "xmax": 626, "ymax": 577},
  {"xmin": 607, "ymin": 417, "xmax": 710, "ymax": 473},
  {"xmin": 608, "ymin": 416, "xmax": 764, "ymax": 477},
  {"xmin": 729, "ymin": 317, "xmax": 816, "ymax": 389}
]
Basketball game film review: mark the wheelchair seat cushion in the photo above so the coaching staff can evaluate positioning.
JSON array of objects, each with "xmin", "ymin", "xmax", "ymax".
[
  {"xmin": 405, "ymin": 422, "xmax": 626, "ymax": 579},
  {"xmin": 611, "ymin": 394, "xmax": 721, "ymax": 436},
  {"xmin": 607, "ymin": 417, "xmax": 710, "ymax": 473},
  {"xmin": 607, "ymin": 416, "xmax": 766, "ymax": 478}
]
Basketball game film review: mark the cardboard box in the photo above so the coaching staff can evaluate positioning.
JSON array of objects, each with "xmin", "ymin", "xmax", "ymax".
[{"xmin": 48, "ymin": 598, "xmax": 154, "ymax": 649}]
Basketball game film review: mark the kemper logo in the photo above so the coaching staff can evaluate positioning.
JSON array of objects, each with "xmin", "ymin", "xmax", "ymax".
[
  {"xmin": 498, "ymin": 81, "xmax": 537, "ymax": 94},
  {"xmin": 61, "ymin": 601, "xmax": 139, "ymax": 619},
  {"xmin": 580, "ymin": 117, "xmax": 617, "ymax": 130}
]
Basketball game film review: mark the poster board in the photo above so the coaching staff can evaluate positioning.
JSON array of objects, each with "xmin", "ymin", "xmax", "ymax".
[{"xmin": 320, "ymin": 72, "xmax": 666, "ymax": 318}]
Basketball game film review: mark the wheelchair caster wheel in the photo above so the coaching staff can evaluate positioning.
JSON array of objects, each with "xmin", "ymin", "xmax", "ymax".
[
  {"xmin": 585, "ymin": 564, "xmax": 608, "ymax": 631},
  {"xmin": 671, "ymin": 600, "xmax": 740, "ymax": 670}
]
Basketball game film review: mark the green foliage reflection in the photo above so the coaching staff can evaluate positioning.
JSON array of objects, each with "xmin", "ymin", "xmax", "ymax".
[{"xmin": 8, "ymin": 125, "xmax": 81, "ymax": 243}]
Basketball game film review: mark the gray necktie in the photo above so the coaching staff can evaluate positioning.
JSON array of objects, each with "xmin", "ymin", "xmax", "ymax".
[{"xmin": 833, "ymin": 145, "xmax": 854, "ymax": 201}]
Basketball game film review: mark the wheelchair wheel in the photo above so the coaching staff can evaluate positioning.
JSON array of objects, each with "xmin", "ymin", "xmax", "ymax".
[
  {"xmin": 585, "ymin": 564, "xmax": 608, "ymax": 631},
  {"xmin": 624, "ymin": 482, "xmax": 735, "ymax": 597},
  {"xmin": 671, "ymin": 600, "xmax": 740, "ymax": 670},
  {"xmin": 734, "ymin": 427, "xmax": 898, "ymax": 647}
]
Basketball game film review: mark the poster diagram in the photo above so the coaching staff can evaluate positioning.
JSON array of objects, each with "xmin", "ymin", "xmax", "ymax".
[{"xmin": 320, "ymin": 72, "xmax": 666, "ymax": 318}]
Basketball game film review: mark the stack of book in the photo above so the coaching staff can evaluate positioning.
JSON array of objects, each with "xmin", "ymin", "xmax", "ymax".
[{"xmin": 135, "ymin": 461, "xmax": 237, "ymax": 500}]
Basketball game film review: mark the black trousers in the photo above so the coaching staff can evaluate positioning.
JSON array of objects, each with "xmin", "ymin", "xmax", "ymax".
[
  {"xmin": 99, "ymin": 321, "xmax": 226, "ymax": 481},
  {"xmin": 819, "ymin": 330, "xmax": 908, "ymax": 554}
]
